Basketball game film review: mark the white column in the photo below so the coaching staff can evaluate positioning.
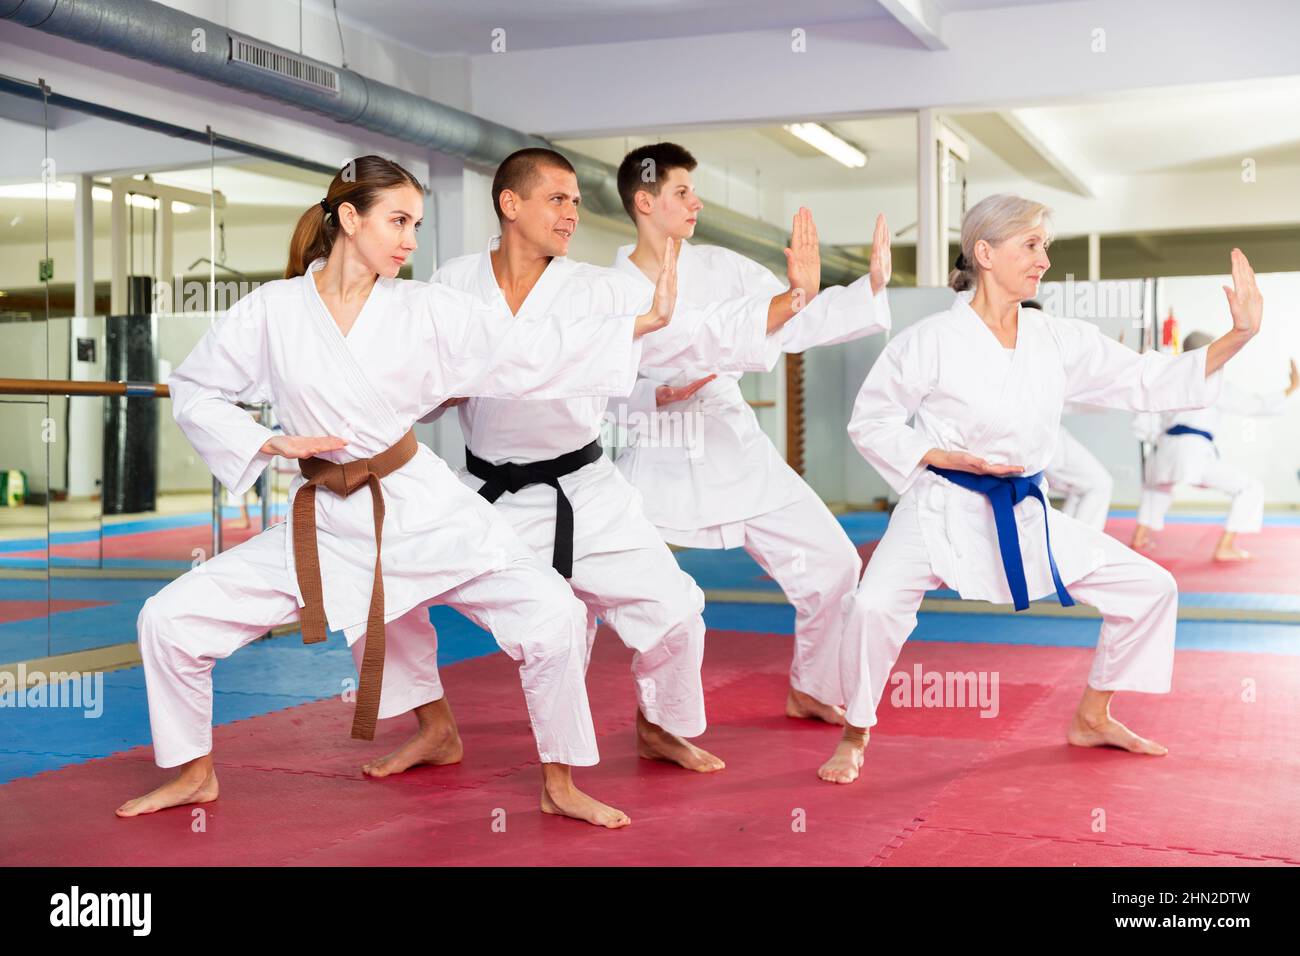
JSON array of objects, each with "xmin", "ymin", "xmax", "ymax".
[
  {"xmin": 156, "ymin": 196, "xmax": 174, "ymax": 311},
  {"xmin": 916, "ymin": 109, "xmax": 940, "ymax": 287},
  {"xmin": 73, "ymin": 174, "xmax": 95, "ymax": 318},
  {"xmin": 110, "ymin": 179, "xmax": 127, "ymax": 315},
  {"xmin": 425, "ymin": 151, "xmax": 467, "ymax": 276},
  {"xmin": 1088, "ymin": 232, "xmax": 1101, "ymax": 282},
  {"xmin": 917, "ymin": 111, "xmax": 968, "ymax": 287},
  {"xmin": 417, "ymin": 151, "xmax": 469, "ymax": 464}
]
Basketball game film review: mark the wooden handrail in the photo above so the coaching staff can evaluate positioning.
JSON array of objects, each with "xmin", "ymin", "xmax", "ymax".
[{"xmin": 0, "ymin": 378, "xmax": 169, "ymax": 398}]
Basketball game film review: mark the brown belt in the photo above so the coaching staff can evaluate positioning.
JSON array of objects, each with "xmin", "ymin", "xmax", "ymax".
[{"xmin": 292, "ymin": 428, "xmax": 418, "ymax": 740}]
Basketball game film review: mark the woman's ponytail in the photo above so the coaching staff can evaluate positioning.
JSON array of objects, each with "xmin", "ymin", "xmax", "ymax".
[
  {"xmin": 948, "ymin": 252, "xmax": 975, "ymax": 292},
  {"xmin": 284, "ymin": 200, "xmax": 336, "ymax": 279}
]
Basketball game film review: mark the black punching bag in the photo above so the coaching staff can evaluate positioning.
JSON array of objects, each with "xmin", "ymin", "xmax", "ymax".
[{"xmin": 103, "ymin": 302, "xmax": 158, "ymax": 515}]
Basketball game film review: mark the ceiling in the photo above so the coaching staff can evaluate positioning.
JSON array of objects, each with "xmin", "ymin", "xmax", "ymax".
[
  {"xmin": 312, "ymin": 0, "xmax": 1068, "ymax": 55},
  {"xmin": 560, "ymin": 72, "xmax": 1300, "ymax": 230}
]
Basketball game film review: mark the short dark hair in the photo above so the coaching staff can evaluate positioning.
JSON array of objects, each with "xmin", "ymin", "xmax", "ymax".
[
  {"xmin": 491, "ymin": 147, "xmax": 577, "ymax": 223},
  {"xmin": 616, "ymin": 142, "xmax": 698, "ymax": 221}
]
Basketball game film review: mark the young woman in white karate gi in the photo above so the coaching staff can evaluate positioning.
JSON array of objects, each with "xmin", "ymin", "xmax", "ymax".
[
  {"xmin": 609, "ymin": 141, "xmax": 893, "ymax": 727},
  {"xmin": 117, "ymin": 156, "xmax": 679, "ymax": 828},
  {"xmin": 1132, "ymin": 329, "xmax": 1297, "ymax": 560},
  {"xmin": 820, "ymin": 194, "xmax": 1266, "ymax": 784}
]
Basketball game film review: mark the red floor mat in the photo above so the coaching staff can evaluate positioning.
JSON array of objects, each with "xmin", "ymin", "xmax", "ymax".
[
  {"xmin": 5, "ymin": 520, "xmax": 266, "ymax": 563},
  {"xmin": 1, "ymin": 629, "xmax": 1296, "ymax": 866},
  {"xmin": 0, "ymin": 599, "xmax": 108, "ymax": 624},
  {"xmin": 1103, "ymin": 519, "xmax": 1300, "ymax": 594}
]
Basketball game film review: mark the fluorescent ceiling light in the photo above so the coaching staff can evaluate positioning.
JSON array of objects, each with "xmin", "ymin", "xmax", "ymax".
[
  {"xmin": 783, "ymin": 123, "xmax": 867, "ymax": 168},
  {"xmin": 0, "ymin": 182, "xmax": 193, "ymax": 212}
]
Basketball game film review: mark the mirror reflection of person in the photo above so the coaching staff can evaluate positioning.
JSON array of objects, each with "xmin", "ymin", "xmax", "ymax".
[{"xmin": 1132, "ymin": 330, "xmax": 1298, "ymax": 560}]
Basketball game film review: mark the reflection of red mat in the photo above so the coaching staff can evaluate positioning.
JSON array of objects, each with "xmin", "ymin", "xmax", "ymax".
[
  {"xmin": 1104, "ymin": 519, "xmax": 1300, "ymax": 594},
  {"xmin": 0, "ymin": 599, "xmax": 109, "ymax": 624},
  {"xmin": 2, "ymin": 627, "xmax": 1296, "ymax": 866},
  {"xmin": 3, "ymin": 521, "xmax": 268, "ymax": 563},
  {"xmin": 852, "ymin": 522, "xmax": 1300, "ymax": 596}
]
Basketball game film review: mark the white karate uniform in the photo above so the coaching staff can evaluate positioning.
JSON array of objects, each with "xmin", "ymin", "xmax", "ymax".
[
  {"xmin": 139, "ymin": 258, "xmax": 645, "ymax": 768},
  {"xmin": 839, "ymin": 291, "xmax": 1222, "ymax": 729},
  {"xmin": 609, "ymin": 240, "xmax": 891, "ymax": 706},
  {"xmin": 1044, "ymin": 422, "xmax": 1113, "ymax": 531},
  {"xmin": 382, "ymin": 239, "xmax": 779, "ymax": 739},
  {"xmin": 1136, "ymin": 382, "xmax": 1290, "ymax": 533}
]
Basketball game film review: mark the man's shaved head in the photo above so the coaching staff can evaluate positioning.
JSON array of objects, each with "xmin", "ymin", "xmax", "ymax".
[{"xmin": 492, "ymin": 147, "xmax": 577, "ymax": 223}]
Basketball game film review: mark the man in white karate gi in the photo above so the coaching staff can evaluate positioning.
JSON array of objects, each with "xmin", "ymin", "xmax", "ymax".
[
  {"xmin": 367, "ymin": 147, "xmax": 816, "ymax": 777},
  {"xmin": 608, "ymin": 141, "xmax": 893, "ymax": 726}
]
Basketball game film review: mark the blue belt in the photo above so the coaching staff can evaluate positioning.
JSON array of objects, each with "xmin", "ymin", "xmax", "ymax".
[
  {"xmin": 926, "ymin": 465, "xmax": 1075, "ymax": 612},
  {"xmin": 1165, "ymin": 424, "xmax": 1214, "ymax": 443}
]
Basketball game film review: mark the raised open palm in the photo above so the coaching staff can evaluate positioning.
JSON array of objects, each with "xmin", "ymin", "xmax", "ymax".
[
  {"xmin": 869, "ymin": 212, "xmax": 891, "ymax": 294},
  {"xmin": 1223, "ymin": 248, "xmax": 1263, "ymax": 338}
]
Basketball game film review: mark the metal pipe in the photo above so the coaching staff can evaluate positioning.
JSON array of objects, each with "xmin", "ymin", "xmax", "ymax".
[{"xmin": 0, "ymin": 0, "xmax": 873, "ymax": 282}]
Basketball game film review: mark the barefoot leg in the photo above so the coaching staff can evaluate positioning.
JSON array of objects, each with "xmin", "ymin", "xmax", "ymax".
[
  {"xmin": 818, "ymin": 726, "xmax": 868, "ymax": 784},
  {"xmin": 786, "ymin": 686, "xmax": 846, "ymax": 726},
  {"xmin": 1130, "ymin": 523, "xmax": 1153, "ymax": 551},
  {"xmin": 634, "ymin": 709, "xmax": 725, "ymax": 772},
  {"xmin": 1066, "ymin": 686, "xmax": 1168, "ymax": 755},
  {"xmin": 117, "ymin": 755, "xmax": 219, "ymax": 817},
  {"xmin": 1212, "ymin": 530, "xmax": 1251, "ymax": 561},
  {"xmin": 362, "ymin": 696, "xmax": 464, "ymax": 778},
  {"xmin": 539, "ymin": 764, "xmax": 630, "ymax": 828}
]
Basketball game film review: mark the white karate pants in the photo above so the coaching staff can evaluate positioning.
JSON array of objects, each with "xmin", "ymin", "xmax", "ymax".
[
  {"xmin": 136, "ymin": 522, "xmax": 598, "ymax": 768},
  {"xmin": 838, "ymin": 503, "xmax": 1179, "ymax": 729},
  {"xmin": 1137, "ymin": 460, "xmax": 1265, "ymax": 534},
  {"xmin": 661, "ymin": 482, "xmax": 862, "ymax": 708},
  {"xmin": 393, "ymin": 465, "xmax": 711, "ymax": 738}
]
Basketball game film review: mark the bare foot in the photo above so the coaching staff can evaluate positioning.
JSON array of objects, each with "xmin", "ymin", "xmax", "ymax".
[
  {"xmin": 818, "ymin": 731, "xmax": 867, "ymax": 784},
  {"xmin": 362, "ymin": 722, "xmax": 463, "ymax": 777},
  {"xmin": 540, "ymin": 766, "xmax": 630, "ymax": 829},
  {"xmin": 635, "ymin": 709, "xmax": 724, "ymax": 772},
  {"xmin": 1130, "ymin": 529, "xmax": 1154, "ymax": 551},
  {"xmin": 1067, "ymin": 711, "xmax": 1168, "ymax": 755},
  {"xmin": 116, "ymin": 758, "xmax": 218, "ymax": 817},
  {"xmin": 1213, "ymin": 545, "xmax": 1251, "ymax": 562},
  {"xmin": 786, "ymin": 687, "xmax": 847, "ymax": 726}
]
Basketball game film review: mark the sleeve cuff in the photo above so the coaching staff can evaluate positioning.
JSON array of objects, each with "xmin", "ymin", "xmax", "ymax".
[
  {"xmin": 1196, "ymin": 347, "xmax": 1225, "ymax": 407},
  {"xmin": 869, "ymin": 286, "xmax": 892, "ymax": 335},
  {"xmin": 892, "ymin": 440, "xmax": 935, "ymax": 496},
  {"xmin": 228, "ymin": 428, "xmax": 276, "ymax": 496}
]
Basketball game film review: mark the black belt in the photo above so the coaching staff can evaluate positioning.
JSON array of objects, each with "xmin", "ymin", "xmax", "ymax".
[{"xmin": 465, "ymin": 439, "xmax": 603, "ymax": 578}]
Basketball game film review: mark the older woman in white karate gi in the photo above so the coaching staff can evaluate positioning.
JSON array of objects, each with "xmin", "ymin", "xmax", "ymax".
[
  {"xmin": 820, "ymin": 193, "xmax": 1265, "ymax": 784},
  {"xmin": 1132, "ymin": 329, "xmax": 1297, "ymax": 560}
]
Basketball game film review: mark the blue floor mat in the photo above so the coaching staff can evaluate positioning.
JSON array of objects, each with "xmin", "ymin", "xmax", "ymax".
[
  {"xmin": 704, "ymin": 601, "xmax": 1300, "ymax": 654},
  {"xmin": 0, "ymin": 604, "xmax": 498, "ymax": 784}
]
